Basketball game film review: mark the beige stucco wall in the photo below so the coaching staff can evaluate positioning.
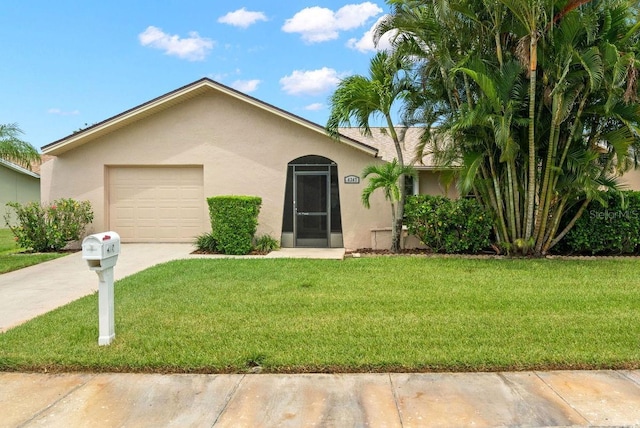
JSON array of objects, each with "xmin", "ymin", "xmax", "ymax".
[
  {"xmin": 418, "ymin": 170, "xmax": 459, "ymax": 198},
  {"xmin": 41, "ymin": 91, "xmax": 391, "ymax": 250},
  {"xmin": 618, "ymin": 168, "xmax": 640, "ymax": 191},
  {"xmin": 1, "ymin": 165, "xmax": 40, "ymax": 224}
]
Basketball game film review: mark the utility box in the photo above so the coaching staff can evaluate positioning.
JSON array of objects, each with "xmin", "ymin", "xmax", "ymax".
[
  {"xmin": 82, "ymin": 232, "xmax": 120, "ymax": 270},
  {"xmin": 82, "ymin": 231, "xmax": 120, "ymax": 346}
]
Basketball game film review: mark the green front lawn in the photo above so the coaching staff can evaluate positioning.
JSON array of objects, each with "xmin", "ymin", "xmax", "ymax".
[
  {"xmin": 1, "ymin": 257, "xmax": 639, "ymax": 373},
  {"xmin": 0, "ymin": 229, "xmax": 65, "ymax": 274}
]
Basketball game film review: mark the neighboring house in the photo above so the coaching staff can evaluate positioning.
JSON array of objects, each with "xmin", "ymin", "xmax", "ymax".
[
  {"xmin": 0, "ymin": 159, "xmax": 40, "ymax": 224},
  {"xmin": 40, "ymin": 78, "xmax": 459, "ymax": 250}
]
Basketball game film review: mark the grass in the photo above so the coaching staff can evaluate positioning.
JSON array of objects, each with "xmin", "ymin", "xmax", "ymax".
[
  {"xmin": 1, "ymin": 257, "xmax": 639, "ymax": 373},
  {"xmin": 0, "ymin": 229, "xmax": 65, "ymax": 274}
]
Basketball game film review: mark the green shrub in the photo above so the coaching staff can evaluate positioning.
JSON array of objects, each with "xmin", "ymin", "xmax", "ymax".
[
  {"xmin": 404, "ymin": 195, "xmax": 493, "ymax": 253},
  {"xmin": 4, "ymin": 199, "xmax": 94, "ymax": 252},
  {"xmin": 561, "ymin": 191, "xmax": 640, "ymax": 255},
  {"xmin": 254, "ymin": 234, "xmax": 280, "ymax": 253},
  {"xmin": 207, "ymin": 196, "xmax": 262, "ymax": 255},
  {"xmin": 194, "ymin": 232, "xmax": 218, "ymax": 253}
]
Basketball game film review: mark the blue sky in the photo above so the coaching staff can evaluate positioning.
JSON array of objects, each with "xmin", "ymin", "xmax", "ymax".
[{"xmin": 1, "ymin": 1, "xmax": 394, "ymax": 150}]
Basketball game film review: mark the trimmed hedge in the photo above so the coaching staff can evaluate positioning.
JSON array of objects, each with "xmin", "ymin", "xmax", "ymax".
[
  {"xmin": 207, "ymin": 196, "xmax": 262, "ymax": 255},
  {"xmin": 404, "ymin": 195, "xmax": 492, "ymax": 253},
  {"xmin": 561, "ymin": 191, "xmax": 640, "ymax": 255}
]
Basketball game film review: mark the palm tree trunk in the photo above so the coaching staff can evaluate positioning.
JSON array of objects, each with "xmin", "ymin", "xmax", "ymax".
[
  {"xmin": 534, "ymin": 94, "xmax": 561, "ymax": 253},
  {"xmin": 386, "ymin": 115, "xmax": 405, "ymax": 253},
  {"xmin": 524, "ymin": 37, "xmax": 538, "ymax": 243},
  {"xmin": 548, "ymin": 198, "xmax": 591, "ymax": 250},
  {"xmin": 506, "ymin": 160, "xmax": 518, "ymax": 241},
  {"xmin": 390, "ymin": 201, "xmax": 400, "ymax": 253},
  {"xmin": 486, "ymin": 158, "xmax": 510, "ymax": 245},
  {"xmin": 542, "ymin": 197, "xmax": 567, "ymax": 254}
]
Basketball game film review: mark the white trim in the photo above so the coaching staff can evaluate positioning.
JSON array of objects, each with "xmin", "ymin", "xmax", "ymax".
[{"xmin": 0, "ymin": 158, "xmax": 40, "ymax": 178}]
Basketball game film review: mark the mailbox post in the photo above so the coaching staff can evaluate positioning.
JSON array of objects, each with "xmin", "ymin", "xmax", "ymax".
[{"xmin": 82, "ymin": 232, "xmax": 120, "ymax": 346}]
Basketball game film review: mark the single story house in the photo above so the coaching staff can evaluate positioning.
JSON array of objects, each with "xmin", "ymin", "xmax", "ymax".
[
  {"xmin": 1, "ymin": 158, "xmax": 40, "ymax": 224},
  {"xmin": 40, "ymin": 77, "xmax": 640, "ymax": 250},
  {"xmin": 40, "ymin": 78, "xmax": 452, "ymax": 250}
]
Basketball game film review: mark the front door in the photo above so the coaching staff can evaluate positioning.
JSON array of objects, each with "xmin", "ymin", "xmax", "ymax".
[{"xmin": 294, "ymin": 172, "xmax": 329, "ymax": 247}]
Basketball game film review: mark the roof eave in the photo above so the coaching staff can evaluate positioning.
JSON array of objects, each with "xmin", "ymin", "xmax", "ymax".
[{"xmin": 0, "ymin": 159, "xmax": 40, "ymax": 178}]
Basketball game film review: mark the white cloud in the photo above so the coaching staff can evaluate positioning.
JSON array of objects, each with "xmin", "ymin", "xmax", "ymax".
[
  {"xmin": 334, "ymin": 3, "xmax": 383, "ymax": 29},
  {"xmin": 305, "ymin": 103, "xmax": 325, "ymax": 111},
  {"xmin": 347, "ymin": 16, "xmax": 395, "ymax": 53},
  {"xmin": 231, "ymin": 79, "xmax": 261, "ymax": 93},
  {"xmin": 218, "ymin": 8, "xmax": 268, "ymax": 28},
  {"xmin": 139, "ymin": 26, "xmax": 214, "ymax": 61},
  {"xmin": 47, "ymin": 108, "xmax": 80, "ymax": 116},
  {"xmin": 280, "ymin": 68, "xmax": 345, "ymax": 96},
  {"xmin": 282, "ymin": 2, "xmax": 382, "ymax": 43}
]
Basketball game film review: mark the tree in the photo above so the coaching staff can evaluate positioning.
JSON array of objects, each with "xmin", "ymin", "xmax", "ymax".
[
  {"xmin": 361, "ymin": 160, "xmax": 418, "ymax": 249},
  {"xmin": 379, "ymin": 0, "xmax": 640, "ymax": 255},
  {"xmin": 0, "ymin": 123, "xmax": 40, "ymax": 169},
  {"xmin": 326, "ymin": 51, "xmax": 414, "ymax": 252}
]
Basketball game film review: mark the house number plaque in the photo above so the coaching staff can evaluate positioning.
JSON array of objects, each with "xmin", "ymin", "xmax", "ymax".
[{"xmin": 344, "ymin": 175, "xmax": 360, "ymax": 184}]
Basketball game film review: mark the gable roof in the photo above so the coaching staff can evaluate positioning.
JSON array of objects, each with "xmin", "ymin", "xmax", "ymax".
[
  {"xmin": 41, "ymin": 78, "xmax": 379, "ymax": 157},
  {"xmin": 0, "ymin": 158, "xmax": 40, "ymax": 178}
]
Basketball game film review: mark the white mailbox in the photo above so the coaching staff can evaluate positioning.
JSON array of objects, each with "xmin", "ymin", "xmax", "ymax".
[
  {"xmin": 82, "ymin": 232, "xmax": 120, "ymax": 270},
  {"xmin": 82, "ymin": 231, "xmax": 120, "ymax": 346}
]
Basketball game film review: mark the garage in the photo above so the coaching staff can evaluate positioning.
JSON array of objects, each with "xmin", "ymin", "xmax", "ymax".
[{"xmin": 108, "ymin": 166, "xmax": 205, "ymax": 242}]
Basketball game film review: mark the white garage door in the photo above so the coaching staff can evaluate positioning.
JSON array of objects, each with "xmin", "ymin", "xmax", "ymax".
[{"xmin": 109, "ymin": 167, "xmax": 205, "ymax": 242}]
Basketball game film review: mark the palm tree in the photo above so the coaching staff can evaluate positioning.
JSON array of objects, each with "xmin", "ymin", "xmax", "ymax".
[
  {"xmin": 361, "ymin": 160, "xmax": 418, "ymax": 250},
  {"xmin": 327, "ymin": 51, "xmax": 414, "ymax": 252},
  {"xmin": 0, "ymin": 123, "xmax": 40, "ymax": 169},
  {"xmin": 378, "ymin": 0, "xmax": 640, "ymax": 256}
]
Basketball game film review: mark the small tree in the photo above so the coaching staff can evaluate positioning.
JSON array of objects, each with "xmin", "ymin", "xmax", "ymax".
[{"xmin": 361, "ymin": 159, "xmax": 417, "ymax": 251}]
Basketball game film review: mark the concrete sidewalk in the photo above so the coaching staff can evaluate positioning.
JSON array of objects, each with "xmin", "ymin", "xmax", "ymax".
[{"xmin": 2, "ymin": 370, "xmax": 640, "ymax": 427}]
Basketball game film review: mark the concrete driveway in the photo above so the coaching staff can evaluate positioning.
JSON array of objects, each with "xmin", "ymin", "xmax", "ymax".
[{"xmin": 0, "ymin": 244, "xmax": 195, "ymax": 332}]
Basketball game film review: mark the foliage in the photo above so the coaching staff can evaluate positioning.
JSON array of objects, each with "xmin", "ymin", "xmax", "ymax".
[
  {"xmin": 207, "ymin": 196, "xmax": 262, "ymax": 255},
  {"xmin": 327, "ymin": 51, "xmax": 415, "ymax": 253},
  {"xmin": 560, "ymin": 191, "xmax": 640, "ymax": 255},
  {"xmin": 404, "ymin": 195, "xmax": 493, "ymax": 253},
  {"xmin": 0, "ymin": 123, "xmax": 40, "ymax": 168},
  {"xmin": 379, "ymin": 0, "xmax": 640, "ymax": 255},
  {"xmin": 194, "ymin": 232, "xmax": 218, "ymax": 253},
  {"xmin": 1, "ymin": 257, "xmax": 639, "ymax": 372},
  {"xmin": 4, "ymin": 199, "xmax": 94, "ymax": 252},
  {"xmin": 254, "ymin": 234, "xmax": 280, "ymax": 253},
  {"xmin": 361, "ymin": 161, "xmax": 418, "ymax": 249}
]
